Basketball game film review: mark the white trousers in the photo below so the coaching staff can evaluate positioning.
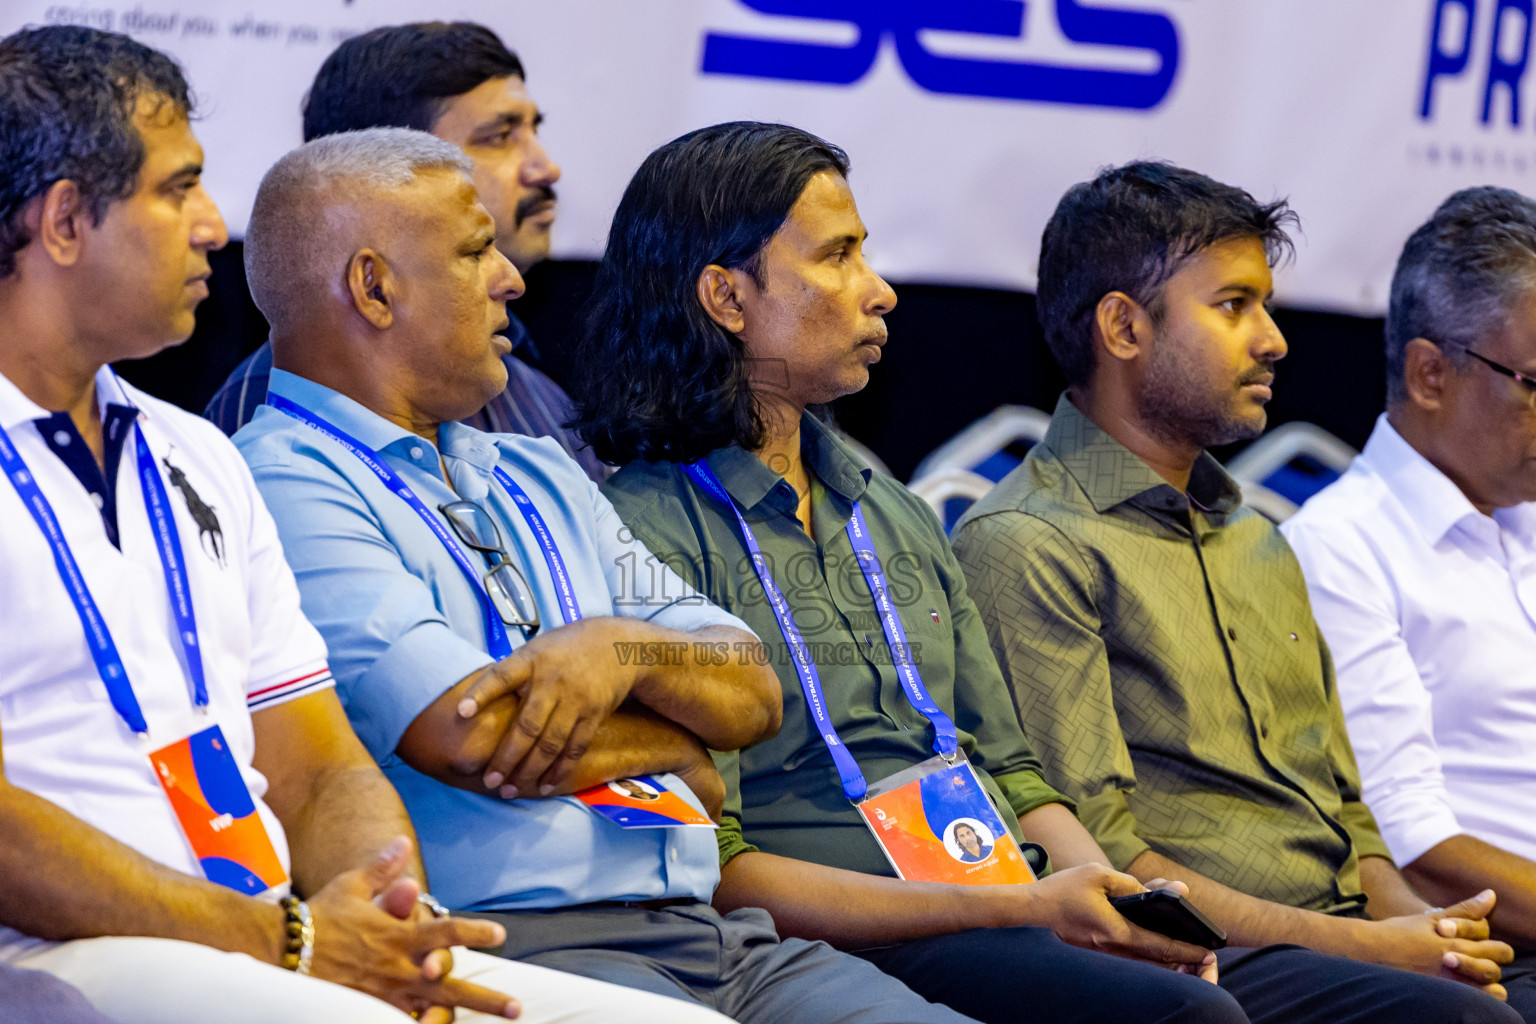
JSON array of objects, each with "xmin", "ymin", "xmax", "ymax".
[{"xmin": 13, "ymin": 936, "xmax": 732, "ymax": 1024}]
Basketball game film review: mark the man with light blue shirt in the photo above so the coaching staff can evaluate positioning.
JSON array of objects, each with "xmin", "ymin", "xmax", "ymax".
[{"xmin": 233, "ymin": 126, "xmax": 977, "ymax": 1024}]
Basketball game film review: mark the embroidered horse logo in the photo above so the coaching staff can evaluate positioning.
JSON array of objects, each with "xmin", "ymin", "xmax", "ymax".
[{"xmin": 163, "ymin": 457, "xmax": 225, "ymax": 567}]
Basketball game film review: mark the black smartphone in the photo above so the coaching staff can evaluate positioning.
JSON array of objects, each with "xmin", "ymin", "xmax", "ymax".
[{"xmin": 1108, "ymin": 889, "xmax": 1228, "ymax": 949}]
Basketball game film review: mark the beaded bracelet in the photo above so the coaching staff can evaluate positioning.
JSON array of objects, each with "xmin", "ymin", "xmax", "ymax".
[{"xmin": 279, "ymin": 895, "xmax": 315, "ymax": 976}]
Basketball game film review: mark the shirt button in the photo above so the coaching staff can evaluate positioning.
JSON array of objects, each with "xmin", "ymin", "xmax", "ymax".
[
  {"xmin": 53, "ymin": 430, "xmax": 71, "ymax": 446},
  {"xmin": 1226, "ymin": 626, "xmax": 1238, "ymax": 642},
  {"xmin": 90, "ymin": 492, "xmax": 104, "ymax": 509},
  {"xmin": 669, "ymin": 847, "xmax": 679, "ymax": 863},
  {"xmin": 409, "ymin": 446, "xmax": 425, "ymax": 461}
]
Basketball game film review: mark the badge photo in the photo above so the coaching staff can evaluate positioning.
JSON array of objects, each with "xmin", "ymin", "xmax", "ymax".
[
  {"xmin": 857, "ymin": 755, "xmax": 1035, "ymax": 887},
  {"xmin": 576, "ymin": 775, "xmax": 717, "ymax": 829}
]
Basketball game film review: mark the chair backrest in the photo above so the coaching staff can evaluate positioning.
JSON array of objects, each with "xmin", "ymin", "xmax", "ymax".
[
  {"xmin": 1236, "ymin": 480, "xmax": 1301, "ymax": 523},
  {"xmin": 909, "ymin": 467, "xmax": 997, "ymax": 535},
  {"xmin": 1226, "ymin": 422, "xmax": 1357, "ymax": 509},
  {"xmin": 911, "ymin": 406, "xmax": 1053, "ymax": 484},
  {"xmin": 836, "ymin": 430, "xmax": 893, "ymax": 478}
]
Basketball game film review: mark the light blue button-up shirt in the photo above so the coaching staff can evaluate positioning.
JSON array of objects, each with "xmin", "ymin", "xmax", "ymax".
[{"xmin": 234, "ymin": 370, "xmax": 739, "ymax": 910}]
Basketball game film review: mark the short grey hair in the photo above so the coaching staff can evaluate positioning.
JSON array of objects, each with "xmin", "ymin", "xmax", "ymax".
[
  {"xmin": 244, "ymin": 126, "xmax": 472, "ymax": 332},
  {"xmin": 1386, "ymin": 186, "xmax": 1536, "ymax": 403}
]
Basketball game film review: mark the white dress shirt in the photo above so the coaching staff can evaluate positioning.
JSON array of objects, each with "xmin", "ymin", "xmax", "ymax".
[
  {"xmin": 1282, "ymin": 415, "xmax": 1536, "ymax": 866},
  {"xmin": 0, "ymin": 367, "xmax": 334, "ymax": 961}
]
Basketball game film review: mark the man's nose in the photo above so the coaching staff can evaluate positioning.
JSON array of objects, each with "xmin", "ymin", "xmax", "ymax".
[
  {"xmin": 521, "ymin": 136, "xmax": 560, "ymax": 188},
  {"xmin": 492, "ymin": 249, "xmax": 525, "ymax": 302},
  {"xmin": 1256, "ymin": 307, "xmax": 1287, "ymax": 362},
  {"xmin": 867, "ymin": 271, "xmax": 897, "ymax": 316},
  {"xmin": 192, "ymin": 187, "xmax": 228, "ymax": 252}
]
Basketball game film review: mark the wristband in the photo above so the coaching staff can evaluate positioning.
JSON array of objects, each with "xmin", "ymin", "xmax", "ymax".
[{"xmin": 279, "ymin": 895, "xmax": 315, "ymax": 976}]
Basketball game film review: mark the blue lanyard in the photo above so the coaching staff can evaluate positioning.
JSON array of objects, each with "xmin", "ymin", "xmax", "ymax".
[
  {"xmin": 266, "ymin": 396, "xmax": 580, "ymax": 660},
  {"xmin": 844, "ymin": 502, "xmax": 958, "ymax": 761},
  {"xmin": 0, "ymin": 412, "xmax": 208, "ymax": 735},
  {"xmin": 491, "ymin": 466, "xmax": 581, "ymax": 626},
  {"xmin": 683, "ymin": 461, "xmax": 958, "ymax": 801}
]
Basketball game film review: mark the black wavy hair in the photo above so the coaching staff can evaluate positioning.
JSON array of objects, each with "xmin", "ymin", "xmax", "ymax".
[
  {"xmin": 1037, "ymin": 161, "xmax": 1297, "ymax": 387},
  {"xmin": 302, "ymin": 22, "xmax": 523, "ymax": 142},
  {"xmin": 0, "ymin": 25, "xmax": 191, "ymax": 279},
  {"xmin": 570, "ymin": 121, "xmax": 849, "ymax": 465}
]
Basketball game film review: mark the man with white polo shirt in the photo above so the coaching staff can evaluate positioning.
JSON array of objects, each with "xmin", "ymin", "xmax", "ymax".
[
  {"xmin": 0, "ymin": 24, "xmax": 734, "ymax": 1024},
  {"xmin": 1284, "ymin": 186, "xmax": 1536, "ymax": 1017}
]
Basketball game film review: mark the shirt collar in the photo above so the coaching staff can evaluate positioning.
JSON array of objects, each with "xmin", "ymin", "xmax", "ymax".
[
  {"xmin": 267, "ymin": 368, "xmax": 424, "ymax": 456},
  {"xmin": 1043, "ymin": 393, "xmax": 1243, "ymax": 516},
  {"xmin": 0, "ymin": 365, "xmax": 142, "ymax": 433},
  {"xmin": 1359, "ymin": 414, "xmax": 1496, "ymax": 546},
  {"xmin": 702, "ymin": 412, "xmax": 872, "ymax": 511},
  {"xmin": 266, "ymin": 369, "xmax": 505, "ymax": 496}
]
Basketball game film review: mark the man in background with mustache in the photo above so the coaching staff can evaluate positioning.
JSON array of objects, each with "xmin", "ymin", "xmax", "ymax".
[{"xmin": 205, "ymin": 21, "xmax": 603, "ymax": 481}]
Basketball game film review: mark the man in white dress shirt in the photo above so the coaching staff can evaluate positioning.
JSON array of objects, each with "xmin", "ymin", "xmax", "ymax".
[{"xmin": 1283, "ymin": 186, "xmax": 1536, "ymax": 1017}]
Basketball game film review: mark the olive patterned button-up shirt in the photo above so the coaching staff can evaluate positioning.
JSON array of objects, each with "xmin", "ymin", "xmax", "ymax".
[{"xmin": 952, "ymin": 395, "xmax": 1391, "ymax": 917}]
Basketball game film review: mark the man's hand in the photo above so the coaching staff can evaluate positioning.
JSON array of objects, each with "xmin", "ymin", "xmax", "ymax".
[
  {"xmin": 1360, "ymin": 890, "xmax": 1513, "ymax": 998},
  {"xmin": 304, "ymin": 836, "xmax": 520, "ymax": 1019},
  {"xmin": 992, "ymin": 863, "xmax": 1218, "ymax": 982},
  {"xmin": 375, "ymin": 862, "xmax": 457, "ymax": 1024},
  {"xmin": 459, "ymin": 620, "xmax": 642, "ymax": 797},
  {"xmin": 673, "ymin": 742, "xmax": 726, "ymax": 821}
]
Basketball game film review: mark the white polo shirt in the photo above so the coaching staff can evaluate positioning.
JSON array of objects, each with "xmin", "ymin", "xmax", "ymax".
[
  {"xmin": 0, "ymin": 367, "xmax": 334, "ymax": 962},
  {"xmin": 1283, "ymin": 415, "xmax": 1536, "ymax": 866}
]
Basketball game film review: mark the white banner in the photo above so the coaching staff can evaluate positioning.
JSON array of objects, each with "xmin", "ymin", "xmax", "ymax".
[{"xmin": 1, "ymin": 0, "xmax": 1528, "ymax": 314}]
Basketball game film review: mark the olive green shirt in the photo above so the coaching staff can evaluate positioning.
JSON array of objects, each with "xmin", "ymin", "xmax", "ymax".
[
  {"xmin": 951, "ymin": 395, "xmax": 1391, "ymax": 917},
  {"xmin": 603, "ymin": 414, "xmax": 1068, "ymax": 878}
]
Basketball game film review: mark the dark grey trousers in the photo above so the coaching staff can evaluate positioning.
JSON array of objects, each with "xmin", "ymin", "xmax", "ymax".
[{"xmin": 470, "ymin": 902, "xmax": 977, "ymax": 1024}]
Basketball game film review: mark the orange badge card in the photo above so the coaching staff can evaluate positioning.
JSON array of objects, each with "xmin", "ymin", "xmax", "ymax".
[
  {"xmin": 575, "ymin": 776, "xmax": 717, "ymax": 829},
  {"xmin": 857, "ymin": 757, "xmax": 1035, "ymax": 886},
  {"xmin": 149, "ymin": 724, "xmax": 287, "ymax": 895}
]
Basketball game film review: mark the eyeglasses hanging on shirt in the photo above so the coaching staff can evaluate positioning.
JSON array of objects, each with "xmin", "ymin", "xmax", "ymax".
[{"xmin": 438, "ymin": 498, "xmax": 541, "ymax": 636}]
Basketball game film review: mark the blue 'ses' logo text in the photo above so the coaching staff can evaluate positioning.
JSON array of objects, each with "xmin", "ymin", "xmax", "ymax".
[
  {"xmin": 701, "ymin": 0, "xmax": 1181, "ymax": 111},
  {"xmin": 1421, "ymin": 0, "xmax": 1536, "ymax": 123}
]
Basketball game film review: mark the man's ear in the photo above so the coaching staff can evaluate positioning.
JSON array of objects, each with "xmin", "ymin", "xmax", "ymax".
[
  {"xmin": 345, "ymin": 249, "xmax": 394, "ymax": 330},
  {"xmin": 696, "ymin": 264, "xmax": 749, "ymax": 335},
  {"xmin": 1402, "ymin": 337, "xmax": 1449, "ymax": 411},
  {"xmin": 27, "ymin": 180, "xmax": 88, "ymax": 269},
  {"xmin": 1091, "ymin": 291, "xmax": 1152, "ymax": 365}
]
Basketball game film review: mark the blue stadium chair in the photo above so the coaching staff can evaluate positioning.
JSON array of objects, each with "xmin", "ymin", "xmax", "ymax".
[
  {"xmin": 909, "ymin": 467, "xmax": 996, "ymax": 535},
  {"xmin": 1226, "ymin": 422, "xmax": 1358, "ymax": 522},
  {"xmin": 911, "ymin": 406, "xmax": 1053, "ymax": 485}
]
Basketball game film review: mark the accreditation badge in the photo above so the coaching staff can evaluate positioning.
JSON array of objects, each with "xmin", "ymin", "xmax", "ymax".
[
  {"xmin": 856, "ymin": 754, "xmax": 1036, "ymax": 885},
  {"xmin": 575, "ymin": 775, "xmax": 717, "ymax": 829},
  {"xmin": 148, "ymin": 724, "xmax": 288, "ymax": 895}
]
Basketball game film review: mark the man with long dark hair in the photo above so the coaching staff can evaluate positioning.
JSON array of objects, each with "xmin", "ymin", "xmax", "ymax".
[
  {"xmin": 232, "ymin": 124, "xmax": 981, "ymax": 1024},
  {"xmin": 203, "ymin": 21, "xmax": 603, "ymax": 481},
  {"xmin": 581, "ymin": 120, "xmax": 1248, "ymax": 1024}
]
